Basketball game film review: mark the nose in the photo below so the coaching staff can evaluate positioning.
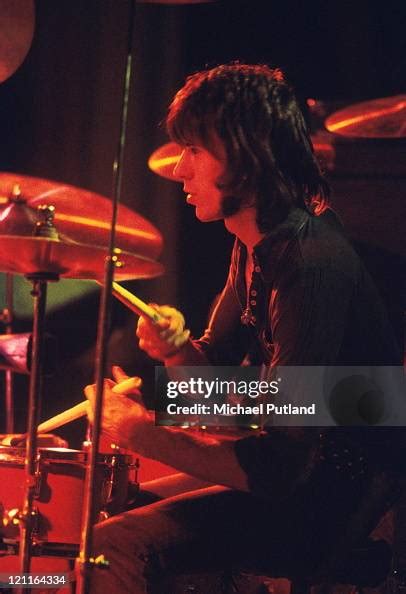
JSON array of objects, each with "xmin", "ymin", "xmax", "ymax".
[{"xmin": 173, "ymin": 149, "xmax": 192, "ymax": 181}]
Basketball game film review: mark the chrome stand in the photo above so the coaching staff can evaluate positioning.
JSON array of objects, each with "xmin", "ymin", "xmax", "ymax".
[
  {"xmin": 76, "ymin": 2, "xmax": 137, "ymax": 592},
  {"xmin": 18, "ymin": 272, "xmax": 58, "ymax": 594}
]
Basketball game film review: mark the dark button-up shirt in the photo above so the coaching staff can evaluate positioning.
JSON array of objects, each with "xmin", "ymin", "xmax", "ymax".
[{"xmin": 196, "ymin": 207, "xmax": 401, "ymax": 367}]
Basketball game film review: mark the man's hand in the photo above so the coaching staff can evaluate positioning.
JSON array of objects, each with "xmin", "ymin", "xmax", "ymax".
[
  {"xmin": 84, "ymin": 366, "xmax": 152, "ymax": 451},
  {"xmin": 136, "ymin": 304, "xmax": 190, "ymax": 361}
]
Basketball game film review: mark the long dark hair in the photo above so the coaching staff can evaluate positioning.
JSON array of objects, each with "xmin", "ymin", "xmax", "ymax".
[{"xmin": 166, "ymin": 63, "xmax": 329, "ymax": 232}]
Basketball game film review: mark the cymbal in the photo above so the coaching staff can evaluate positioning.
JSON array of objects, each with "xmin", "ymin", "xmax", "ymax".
[
  {"xmin": 0, "ymin": 235, "xmax": 163, "ymax": 280},
  {"xmin": 148, "ymin": 138, "xmax": 336, "ymax": 180},
  {"xmin": 139, "ymin": 1, "xmax": 215, "ymax": 4},
  {"xmin": 0, "ymin": 332, "xmax": 30, "ymax": 373},
  {"xmin": 0, "ymin": 0, "xmax": 35, "ymax": 83},
  {"xmin": 148, "ymin": 142, "xmax": 183, "ymax": 181},
  {"xmin": 0, "ymin": 173, "xmax": 163, "ymax": 260},
  {"xmin": 325, "ymin": 95, "xmax": 406, "ymax": 138}
]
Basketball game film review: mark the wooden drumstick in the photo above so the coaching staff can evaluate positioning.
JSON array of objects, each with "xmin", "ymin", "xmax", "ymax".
[
  {"xmin": 100, "ymin": 281, "xmax": 163, "ymax": 324},
  {"xmin": 37, "ymin": 376, "xmax": 142, "ymax": 434},
  {"xmin": 107, "ymin": 282, "xmax": 191, "ymax": 347}
]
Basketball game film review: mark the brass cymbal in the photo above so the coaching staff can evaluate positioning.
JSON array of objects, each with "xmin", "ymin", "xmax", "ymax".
[
  {"xmin": 0, "ymin": 173, "xmax": 163, "ymax": 260},
  {"xmin": 325, "ymin": 95, "xmax": 406, "ymax": 138},
  {"xmin": 0, "ymin": 0, "xmax": 35, "ymax": 83},
  {"xmin": 148, "ymin": 142, "xmax": 183, "ymax": 181},
  {"xmin": 0, "ymin": 332, "xmax": 30, "ymax": 373},
  {"xmin": 0, "ymin": 235, "xmax": 163, "ymax": 280}
]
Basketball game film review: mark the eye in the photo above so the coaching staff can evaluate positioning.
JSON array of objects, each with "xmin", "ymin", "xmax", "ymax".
[{"xmin": 186, "ymin": 145, "xmax": 200, "ymax": 155}]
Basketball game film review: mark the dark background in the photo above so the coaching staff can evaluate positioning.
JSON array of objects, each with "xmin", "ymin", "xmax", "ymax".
[{"xmin": 0, "ymin": 0, "xmax": 405, "ymax": 445}]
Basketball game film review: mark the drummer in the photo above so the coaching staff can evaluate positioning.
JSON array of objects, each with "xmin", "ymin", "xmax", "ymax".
[{"xmin": 85, "ymin": 63, "xmax": 403, "ymax": 592}]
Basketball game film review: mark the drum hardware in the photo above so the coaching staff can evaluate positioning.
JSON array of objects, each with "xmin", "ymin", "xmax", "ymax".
[
  {"xmin": 0, "ymin": 447, "xmax": 138, "ymax": 559},
  {"xmin": 0, "ymin": 192, "xmax": 162, "ymax": 578},
  {"xmin": 1, "ymin": 506, "xmax": 40, "ymax": 542},
  {"xmin": 76, "ymin": 3, "xmax": 141, "ymax": 588},
  {"xmin": 1, "ymin": 3, "xmax": 166, "ymax": 588},
  {"xmin": 0, "ymin": 434, "xmax": 69, "ymax": 448},
  {"xmin": 99, "ymin": 455, "xmax": 122, "ymax": 517},
  {"xmin": 1, "ymin": 507, "xmax": 22, "ymax": 539},
  {"xmin": 0, "ymin": 275, "xmax": 18, "ymax": 432},
  {"xmin": 0, "ymin": 202, "xmax": 162, "ymax": 580}
]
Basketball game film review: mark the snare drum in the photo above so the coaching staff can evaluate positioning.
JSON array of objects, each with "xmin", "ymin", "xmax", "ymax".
[{"xmin": 0, "ymin": 446, "xmax": 135, "ymax": 555}]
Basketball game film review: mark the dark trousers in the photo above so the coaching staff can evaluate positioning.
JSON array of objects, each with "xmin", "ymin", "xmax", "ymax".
[{"xmin": 89, "ymin": 481, "xmax": 339, "ymax": 594}]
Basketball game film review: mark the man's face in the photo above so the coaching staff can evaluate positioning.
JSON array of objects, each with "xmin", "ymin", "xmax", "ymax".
[{"xmin": 173, "ymin": 139, "xmax": 227, "ymax": 223}]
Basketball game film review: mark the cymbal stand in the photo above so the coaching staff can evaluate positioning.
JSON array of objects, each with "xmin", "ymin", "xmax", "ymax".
[
  {"xmin": 77, "ymin": 2, "xmax": 137, "ymax": 593},
  {"xmin": 18, "ymin": 271, "xmax": 59, "ymax": 593},
  {"xmin": 0, "ymin": 273, "xmax": 15, "ymax": 432}
]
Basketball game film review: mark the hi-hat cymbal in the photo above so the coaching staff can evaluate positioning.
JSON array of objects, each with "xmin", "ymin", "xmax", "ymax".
[
  {"xmin": 0, "ymin": 0, "xmax": 35, "ymax": 84},
  {"xmin": 325, "ymin": 95, "xmax": 406, "ymax": 138},
  {"xmin": 0, "ymin": 235, "xmax": 163, "ymax": 280},
  {"xmin": 0, "ymin": 173, "xmax": 163, "ymax": 260}
]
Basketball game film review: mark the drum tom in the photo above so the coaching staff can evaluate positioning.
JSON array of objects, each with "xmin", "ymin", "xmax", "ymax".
[{"xmin": 0, "ymin": 446, "xmax": 135, "ymax": 556}]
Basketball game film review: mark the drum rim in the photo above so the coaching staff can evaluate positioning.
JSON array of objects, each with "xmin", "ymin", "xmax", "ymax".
[{"xmin": 0, "ymin": 445, "xmax": 134, "ymax": 465}]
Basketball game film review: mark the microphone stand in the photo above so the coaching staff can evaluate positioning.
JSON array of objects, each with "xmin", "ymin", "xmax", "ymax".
[{"xmin": 76, "ymin": 2, "xmax": 137, "ymax": 592}]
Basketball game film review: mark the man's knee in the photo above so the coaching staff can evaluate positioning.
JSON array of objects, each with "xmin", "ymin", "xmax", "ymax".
[{"xmin": 92, "ymin": 510, "xmax": 164, "ymax": 567}]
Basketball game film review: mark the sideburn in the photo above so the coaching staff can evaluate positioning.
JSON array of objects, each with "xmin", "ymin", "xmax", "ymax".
[{"xmin": 221, "ymin": 194, "xmax": 244, "ymax": 217}]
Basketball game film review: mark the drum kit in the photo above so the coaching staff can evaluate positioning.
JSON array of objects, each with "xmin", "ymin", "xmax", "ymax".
[
  {"xmin": 0, "ymin": 2, "xmax": 166, "ymax": 591},
  {"xmin": 0, "ymin": 1, "xmax": 405, "ymax": 593}
]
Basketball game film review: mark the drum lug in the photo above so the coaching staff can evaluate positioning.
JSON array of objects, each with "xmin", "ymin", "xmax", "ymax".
[
  {"xmin": 34, "ymin": 454, "xmax": 43, "ymax": 499},
  {"xmin": 1, "ymin": 506, "xmax": 21, "ymax": 538},
  {"xmin": 101, "ymin": 456, "xmax": 117, "ymax": 508},
  {"xmin": 102, "ymin": 455, "xmax": 122, "ymax": 508},
  {"xmin": 89, "ymin": 553, "xmax": 110, "ymax": 570},
  {"xmin": 1, "ymin": 505, "xmax": 39, "ymax": 538},
  {"xmin": 98, "ymin": 510, "xmax": 110, "ymax": 523}
]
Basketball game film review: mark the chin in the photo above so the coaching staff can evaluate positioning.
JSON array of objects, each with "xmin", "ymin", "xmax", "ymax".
[{"xmin": 195, "ymin": 210, "xmax": 222, "ymax": 223}]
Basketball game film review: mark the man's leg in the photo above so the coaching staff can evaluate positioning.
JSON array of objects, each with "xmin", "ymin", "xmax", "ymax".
[
  {"xmin": 89, "ymin": 485, "xmax": 278, "ymax": 594},
  {"xmin": 140, "ymin": 472, "xmax": 214, "ymax": 500}
]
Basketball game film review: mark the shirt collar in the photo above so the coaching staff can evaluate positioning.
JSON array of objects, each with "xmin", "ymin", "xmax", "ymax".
[{"xmin": 249, "ymin": 208, "xmax": 309, "ymax": 283}]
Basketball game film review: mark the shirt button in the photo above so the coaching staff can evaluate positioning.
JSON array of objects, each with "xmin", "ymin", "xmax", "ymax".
[
  {"xmin": 250, "ymin": 290, "xmax": 257, "ymax": 296},
  {"xmin": 254, "ymin": 266, "xmax": 261, "ymax": 273},
  {"xmin": 250, "ymin": 300, "xmax": 257, "ymax": 306}
]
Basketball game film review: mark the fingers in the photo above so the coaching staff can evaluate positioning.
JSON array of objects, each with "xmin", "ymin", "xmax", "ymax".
[
  {"xmin": 112, "ymin": 376, "xmax": 142, "ymax": 394},
  {"xmin": 84, "ymin": 371, "xmax": 142, "ymax": 409},
  {"xmin": 83, "ymin": 374, "xmax": 149, "ymax": 450},
  {"xmin": 84, "ymin": 385, "xmax": 95, "ymax": 423},
  {"xmin": 136, "ymin": 304, "xmax": 190, "ymax": 360},
  {"xmin": 112, "ymin": 365, "xmax": 129, "ymax": 383}
]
